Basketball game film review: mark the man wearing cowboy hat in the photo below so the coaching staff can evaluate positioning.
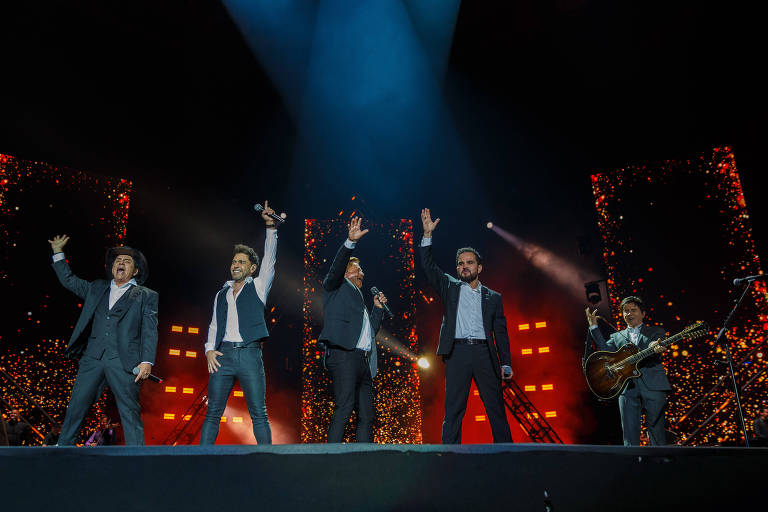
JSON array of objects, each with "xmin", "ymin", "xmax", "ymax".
[{"xmin": 48, "ymin": 234, "xmax": 158, "ymax": 445}]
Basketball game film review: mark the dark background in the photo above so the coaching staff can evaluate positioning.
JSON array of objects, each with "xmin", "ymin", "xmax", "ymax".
[{"xmin": 1, "ymin": 0, "xmax": 764, "ymax": 444}]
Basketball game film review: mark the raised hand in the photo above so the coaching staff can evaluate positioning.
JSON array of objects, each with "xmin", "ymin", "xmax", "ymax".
[
  {"xmin": 261, "ymin": 200, "xmax": 276, "ymax": 226},
  {"xmin": 421, "ymin": 208, "xmax": 440, "ymax": 236},
  {"xmin": 585, "ymin": 307, "xmax": 599, "ymax": 327},
  {"xmin": 348, "ymin": 216, "xmax": 369, "ymax": 241},
  {"xmin": 48, "ymin": 234, "xmax": 70, "ymax": 253}
]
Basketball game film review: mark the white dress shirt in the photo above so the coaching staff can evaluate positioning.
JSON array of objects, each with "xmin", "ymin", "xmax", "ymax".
[
  {"xmin": 344, "ymin": 239, "xmax": 374, "ymax": 352},
  {"xmin": 455, "ymin": 281, "xmax": 486, "ymax": 339}
]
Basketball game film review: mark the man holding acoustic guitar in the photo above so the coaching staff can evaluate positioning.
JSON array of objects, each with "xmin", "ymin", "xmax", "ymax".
[{"xmin": 585, "ymin": 296, "xmax": 671, "ymax": 446}]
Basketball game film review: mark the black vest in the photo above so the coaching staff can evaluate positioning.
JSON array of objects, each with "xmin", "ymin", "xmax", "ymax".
[
  {"xmin": 84, "ymin": 287, "xmax": 127, "ymax": 360},
  {"xmin": 214, "ymin": 282, "xmax": 269, "ymax": 349}
]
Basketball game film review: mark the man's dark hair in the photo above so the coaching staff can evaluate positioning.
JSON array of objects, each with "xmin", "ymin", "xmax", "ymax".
[
  {"xmin": 620, "ymin": 296, "xmax": 647, "ymax": 313},
  {"xmin": 455, "ymin": 247, "xmax": 482, "ymax": 266},
  {"xmin": 233, "ymin": 244, "xmax": 260, "ymax": 267}
]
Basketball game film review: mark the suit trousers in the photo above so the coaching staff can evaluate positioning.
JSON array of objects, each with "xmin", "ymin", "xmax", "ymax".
[
  {"xmin": 326, "ymin": 346, "xmax": 374, "ymax": 443},
  {"xmin": 618, "ymin": 377, "xmax": 667, "ymax": 446},
  {"xmin": 59, "ymin": 354, "xmax": 144, "ymax": 445},
  {"xmin": 200, "ymin": 343, "xmax": 272, "ymax": 445},
  {"xmin": 442, "ymin": 343, "xmax": 512, "ymax": 444}
]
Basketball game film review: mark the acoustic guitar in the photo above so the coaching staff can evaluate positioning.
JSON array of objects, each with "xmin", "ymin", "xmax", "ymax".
[{"xmin": 584, "ymin": 321, "xmax": 708, "ymax": 400}]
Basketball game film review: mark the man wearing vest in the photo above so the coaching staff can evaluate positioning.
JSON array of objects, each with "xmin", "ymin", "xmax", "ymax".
[
  {"xmin": 201, "ymin": 201, "xmax": 279, "ymax": 445},
  {"xmin": 319, "ymin": 217, "xmax": 388, "ymax": 443},
  {"xmin": 49, "ymin": 234, "xmax": 158, "ymax": 446},
  {"xmin": 418, "ymin": 209, "xmax": 514, "ymax": 444}
]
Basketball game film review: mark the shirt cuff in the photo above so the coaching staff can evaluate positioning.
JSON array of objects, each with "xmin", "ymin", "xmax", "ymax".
[
  {"xmin": 344, "ymin": 239, "xmax": 356, "ymax": 249},
  {"xmin": 420, "ymin": 237, "xmax": 432, "ymax": 247},
  {"xmin": 52, "ymin": 253, "xmax": 66, "ymax": 262},
  {"xmin": 589, "ymin": 324, "xmax": 599, "ymax": 331}
]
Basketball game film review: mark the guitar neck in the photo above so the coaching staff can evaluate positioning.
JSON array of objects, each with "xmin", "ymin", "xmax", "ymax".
[{"xmin": 624, "ymin": 330, "xmax": 686, "ymax": 365}]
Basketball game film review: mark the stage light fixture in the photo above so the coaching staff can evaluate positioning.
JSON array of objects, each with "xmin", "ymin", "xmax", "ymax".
[
  {"xmin": 585, "ymin": 281, "xmax": 602, "ymax": 304},
  {"xmin": 417, "ymin": 357, "xmax": 430, "ymax": 369},
  {"xmin": 486, "ymin": 222, "xmax": 493, "ymax": 229}
]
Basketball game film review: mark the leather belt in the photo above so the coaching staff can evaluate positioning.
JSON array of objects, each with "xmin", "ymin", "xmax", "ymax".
[
  {"xmin": 454, "ymin": 338, "xmax": 487, "ymax": 345},
  {"xmin": 222, "ymin": 340, "xmax": 263, "ymax": 349}
]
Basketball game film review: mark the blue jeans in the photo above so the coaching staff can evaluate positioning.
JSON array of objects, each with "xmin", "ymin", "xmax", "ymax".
[{"xmin": 200, "ymin": 343, "xmax": 272, "ymax": 444}]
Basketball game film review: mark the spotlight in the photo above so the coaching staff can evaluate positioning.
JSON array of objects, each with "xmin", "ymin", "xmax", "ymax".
[
  {"xmin": 417, "ymin": 357, "xmax": 430, "ymax": 369},
  {"xmin": 585, "ymin": 281, "xmax": 602, "ymax": 305},
  {"xmin": 486, "ymin": 222, "xmax": 493, "ymax": 229}
]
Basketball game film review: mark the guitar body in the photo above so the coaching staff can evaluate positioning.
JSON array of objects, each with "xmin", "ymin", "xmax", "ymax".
[{"xmin": 584, "ymin": 345, "xmax": 643, "ymax": 400}]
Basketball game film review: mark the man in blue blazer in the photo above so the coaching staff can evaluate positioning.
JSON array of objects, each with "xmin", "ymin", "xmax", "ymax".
[
  {"xmin": 418, "ymin": 209, "xmax": 514, "ymax": 444},
  {"xmin": 586, "ymin": 296, "xmax": 671, "ymax": 445},
  {"xmin": 49, "ymin": 234, "xmax": 158, "ymax": 445},
  {"xmin": 319, "ymin": 217, "xmax": 388, "ymax": 443}
]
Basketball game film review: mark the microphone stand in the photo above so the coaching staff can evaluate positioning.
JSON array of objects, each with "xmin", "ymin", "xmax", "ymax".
[{"xmin": 714, "ymin": 280, "xmax": 753, "ymax": 447}]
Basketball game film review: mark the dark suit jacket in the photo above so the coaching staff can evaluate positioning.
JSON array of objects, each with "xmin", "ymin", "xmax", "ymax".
[
  {"xmin": 318, "ymin": 242, "xmax": 384, "ymax": 350},
  {"xmin": 53, "ymin": 259, "xmax": 159, "ymax": 373},
  {"xmin": 590, "ymin": 324, "xmax": 672, "ymax": 391},
  {"xmin": 418, "ymin": 242, "xmax": 512, "ymax": 377}
]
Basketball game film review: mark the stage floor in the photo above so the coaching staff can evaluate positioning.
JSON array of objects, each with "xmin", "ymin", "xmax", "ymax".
[{"xmin": 2, "ymin": 443, "xmax": 763, "ymax": 510}]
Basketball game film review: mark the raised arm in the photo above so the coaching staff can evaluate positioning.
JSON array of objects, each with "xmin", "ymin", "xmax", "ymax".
[
  {"xmin": 418, "ymin": 209, "xmax": 450, "ymax": 299},
  {"xmin": 254, "ymin": 200, "xmax": 280, "ymax": 304},
  {"xmin": 322, "ymin": 217, "xmax": 368, "ymax": 291},
  {"xmin": 586, "ymin": 308, "xmax": 616, "ymax": 351},
  {"xmin": 49, "ymin": 234, "xmax": 91, "ymax": 299}
]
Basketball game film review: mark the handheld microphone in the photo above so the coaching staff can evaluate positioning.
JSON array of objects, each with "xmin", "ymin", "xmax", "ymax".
[
  {"xmin": 132, "ymin": 367, "xmax": 163, "ymax": 384},
  {"xmin": 370, "ymin": 286, "xmax": 394, "ymax": 319},
  {"xmin": 254, "ymin": 203, "xmax": 287, "ymax": 225},
  {"xmin": 733, "ymin": 274, "xmax": 766, "ymax": 286}
]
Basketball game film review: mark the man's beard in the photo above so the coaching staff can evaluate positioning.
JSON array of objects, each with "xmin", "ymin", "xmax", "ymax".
[{"xmin": 459, "ymin": 270, "xmax": 478, "ymax": 283}]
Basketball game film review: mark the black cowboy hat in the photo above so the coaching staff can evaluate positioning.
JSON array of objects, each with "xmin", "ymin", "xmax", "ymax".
[{"xmin": 105, "ymin": 246, "xmax": 149, "ymax": 285}]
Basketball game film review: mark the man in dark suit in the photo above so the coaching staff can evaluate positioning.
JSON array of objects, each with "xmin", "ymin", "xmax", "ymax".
[
  {"xmin": 418, "ymin": 208, "xmax": 514, "ymax": 444},
  {"xmin": 586, "ymin": 296, "xmax": 671, "ymax": 445},
  {"xmin": 319, "ymin": 217, "xmax": 388, "ymax": 443},
  {"xmin": 49, "ymin": 234, "xmax": 158, "ymax": 445}
]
